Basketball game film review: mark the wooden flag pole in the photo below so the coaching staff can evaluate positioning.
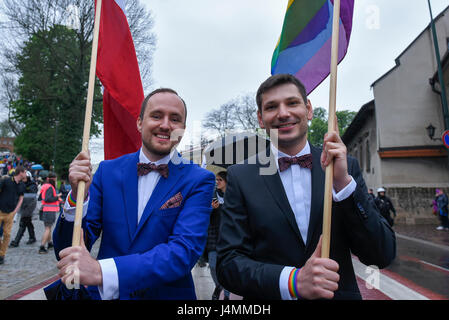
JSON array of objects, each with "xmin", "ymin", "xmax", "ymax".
[
  {"xmin": 72, "ymin": 0, "xmax": 102, "ymax": 247},
  {"xmin": 321, "ymin": 0, "xmax": 341, "ymax": 259}
]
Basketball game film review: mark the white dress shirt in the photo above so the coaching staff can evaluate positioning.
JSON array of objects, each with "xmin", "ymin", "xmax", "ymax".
[
  {"xmin": 63, "ymin": 148, "xmax": 172, "ymax": 299},
  {"xmin": 271, "ymin": 142, "xmax": 357, "ymax": 300}
]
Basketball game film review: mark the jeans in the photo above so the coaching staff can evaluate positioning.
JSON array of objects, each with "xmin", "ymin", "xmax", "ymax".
[
  {"xmin": 439, "ymin": 213, "xmax": 449, "ymax": 228},
  {"xmin": 208, "ymin": 250, "xmax": 230, "ymax": 298}
]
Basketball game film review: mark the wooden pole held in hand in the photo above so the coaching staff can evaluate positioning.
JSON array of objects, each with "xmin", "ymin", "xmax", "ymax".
[
  {"xmin": 72, "ymin": 0, "xmax": 102, "ymax": 247},
  {"xmin": 321, "ymin": 0, "xmax": 340, "ymax": 259}
]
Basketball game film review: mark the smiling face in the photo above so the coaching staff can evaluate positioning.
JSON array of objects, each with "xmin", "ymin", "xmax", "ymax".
[
  {"xmin": 137, "ymin": 91, "xmax": 186, "ymax": 162},
  {"xmin": 257, "ymin": 83, "xmax": 313, "ymax": 155}
]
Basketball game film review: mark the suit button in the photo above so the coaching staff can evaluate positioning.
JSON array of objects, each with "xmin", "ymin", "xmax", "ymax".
[{"xmin": 356, "ymin": 202, "xmax": 365, "ymax": 213}]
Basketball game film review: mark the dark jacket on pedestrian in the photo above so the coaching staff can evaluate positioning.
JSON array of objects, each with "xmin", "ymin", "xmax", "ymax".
[
  {"xmin": 205, "ymin": 189, "xmax": 224, "ymax": 253},
  {"xmin": 375, "ymin": 195, "xmax": 396, "ymax": 226},
  {"xmin": 436, "ymin": 193, "xmax": 448, "ymax": 216},
  {"xmin": 19, "ymin": 178, "xmax": 38, "ymax": 218}
]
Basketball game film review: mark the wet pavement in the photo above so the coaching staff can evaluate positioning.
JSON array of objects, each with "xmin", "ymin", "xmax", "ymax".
[
  {"xmin": 387, "ymin": 223, "xmax": 449, "ymax": 299},
  {"xmin": 0, "ymin": 212, "xmax": 100, "ymax": 300},
  {"xmin": 393, "ymin": 223, "xmax": 449, "ymax": 247}
]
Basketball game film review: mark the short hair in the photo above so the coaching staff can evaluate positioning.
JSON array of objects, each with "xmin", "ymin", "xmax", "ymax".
[
  {"xmin": 216, "ymin": 171, "xmax": 227, "ymax": 183},
  {"xmin": 14, "ymin": 166, "xmax": 26, "ymax": 175},
  {"xmin": 256, "ymin": 74, "xmax": 308, "ymax": 112},
  {"xmin": 139, "ymin": 88, "xmax": 187, "ymax": 124}
]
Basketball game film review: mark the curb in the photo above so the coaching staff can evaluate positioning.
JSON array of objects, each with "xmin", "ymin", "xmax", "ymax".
[{"xmin": 0, "ymin": 268, "xmax": 58, "ymax": 300}]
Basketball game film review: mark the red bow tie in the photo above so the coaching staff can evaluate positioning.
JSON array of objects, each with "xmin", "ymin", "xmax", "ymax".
[
  {"xmin": 278, "ymin": 154, "xmax": 313, "ymax": 172},
  {"xmin": 137, "ymin": 163, "xmax": 169, "ymax": 178}
]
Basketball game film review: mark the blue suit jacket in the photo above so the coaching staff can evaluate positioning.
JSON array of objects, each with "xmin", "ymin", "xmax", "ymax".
[{"xmin": 53, "ymin": 150, "xmax": 215, "ymax": 300}]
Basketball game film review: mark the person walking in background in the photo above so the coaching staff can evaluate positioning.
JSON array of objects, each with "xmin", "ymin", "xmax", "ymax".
[
  {"xmin": 206, "ymin": 171, "xmax": 230, "ymax": 300},
  {"xmin": 58, "ymin": 180, "xmax": 69, "ymax": 216},
  {"xmin": 435, "ymin": 189, "xmax": 449, "ymax": 231},
  {"xmin": 38, "ymin": 172, "xmax": 61, "ymax": 254},
  {"xmin": 368, "ymin": 188, "xmax": 375, "ymax": 201},
  {"xmin": 0, "ymin": 166, "xmax": 26, "ymax": 265},
  {"xmin": 59, "ymin": 180, "xmax": 69, "ymax": 202},
  {"xmin": 9, "ymin": 171, "xmax": 38, "ymax": 247},
  {"xmin": 375, "ymin": 188, "xmax": 396, "ymax": 227}
]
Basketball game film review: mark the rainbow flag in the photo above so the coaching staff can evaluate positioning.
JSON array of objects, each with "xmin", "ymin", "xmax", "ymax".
[{"xmin": 271, "ymin": 0, "xmax": 354, "ymax": 94}]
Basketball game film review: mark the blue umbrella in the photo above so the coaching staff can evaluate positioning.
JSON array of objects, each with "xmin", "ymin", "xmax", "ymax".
[{"xmin": 31, "ymin": 164, "xmax": 44, "ymax": 170}]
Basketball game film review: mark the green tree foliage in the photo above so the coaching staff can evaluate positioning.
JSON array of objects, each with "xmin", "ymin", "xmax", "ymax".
[
  {"xmin": 0, "ymin": 120, "xmax": 14, "ymax": 137},
  {"xmin": 1, "ymin": 1, "xmax": 156, "ymax": 178},
  {"xmin": 308, "ymin": 107, "xmax": 357, "ymax": 147},
  {"xmin": 11, "ymin": 25, "xmax": 103, "ymax": 177}
]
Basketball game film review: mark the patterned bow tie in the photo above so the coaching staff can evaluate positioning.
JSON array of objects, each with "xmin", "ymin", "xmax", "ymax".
[
  {"xmin": 137, "ymin": 163, "xmax": 169, "ymax": 178},
  {"xmin": 278, "ymin": 154, "xmax": 313, "ymax": 172}
]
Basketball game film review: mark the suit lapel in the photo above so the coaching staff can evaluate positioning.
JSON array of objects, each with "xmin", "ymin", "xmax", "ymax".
[
  {"xmin": 259, "ymin": 153, "xmax": 305, "ymax": 248},
  {"xmin": 305, "ymin": 145, "xmax": 325, "ymax": 253},
  {"xmin": 122, "ymin": 151, "xmax": 140, "ymax": 242},
  {"xmin": 132, "ymin": 153, "xmax": 186, "ymax": 241}
]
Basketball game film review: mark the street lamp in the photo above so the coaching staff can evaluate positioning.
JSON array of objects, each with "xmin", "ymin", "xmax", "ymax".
[{"xmin": 426, "ymin": 123, "xmax": 441, "ymax": 141}]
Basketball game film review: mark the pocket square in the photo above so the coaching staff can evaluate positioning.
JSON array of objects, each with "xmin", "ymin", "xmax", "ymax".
[{"xmin": 160, "ymin": 192, "xmax": 183, "ymax": 209}]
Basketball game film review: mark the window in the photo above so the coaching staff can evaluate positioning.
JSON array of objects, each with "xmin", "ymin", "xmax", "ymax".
[
  {"xmin": 359, "ymin": 144, "xmax": 364, "ymax": 170},
  {"xmin": 366, "ymin": 140, "xmax": 371, "ymax": 173}
]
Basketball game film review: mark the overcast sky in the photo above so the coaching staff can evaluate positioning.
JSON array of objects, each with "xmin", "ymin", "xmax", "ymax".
[
  {"xmin": 86, "ymin": 0, "xmax": 446, "ymax": 162},
  {"xmin": 134, "ymin": 0, "xmax": 448, "ymax": 150}
]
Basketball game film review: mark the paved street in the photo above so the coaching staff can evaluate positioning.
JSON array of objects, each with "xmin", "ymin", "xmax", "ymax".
[{"xmin": 0, "ymin": 213, "xmax": 61, "ymax": 299}]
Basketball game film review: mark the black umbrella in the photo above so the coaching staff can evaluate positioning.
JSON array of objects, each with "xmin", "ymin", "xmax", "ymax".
[{"xmin": 202, "ymin": 132, "xmax": 270, "ymax": 169}]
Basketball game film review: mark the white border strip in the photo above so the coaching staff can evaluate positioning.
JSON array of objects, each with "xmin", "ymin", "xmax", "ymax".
[{"xmin": 352, "ymin": 258, "xmax": 429, "ymax": 300}]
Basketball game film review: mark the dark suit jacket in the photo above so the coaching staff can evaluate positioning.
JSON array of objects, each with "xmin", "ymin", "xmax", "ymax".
[{"xmin": 216, "ymin": 145, "xmax": 396, "ymax": 300}]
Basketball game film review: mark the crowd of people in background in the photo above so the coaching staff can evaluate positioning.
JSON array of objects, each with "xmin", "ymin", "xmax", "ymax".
[{"xmin": 0, "ymin": 151, "xmax": 70, "ymax": 265}]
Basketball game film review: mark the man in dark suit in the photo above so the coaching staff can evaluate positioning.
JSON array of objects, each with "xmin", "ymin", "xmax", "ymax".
[
  {"xmin": 53, "ymin": 88, "xmax": 215, "ymax": 299},
  {"xmin": 216, "ymin": 74, "xmax": 396, "ymax": 300}
]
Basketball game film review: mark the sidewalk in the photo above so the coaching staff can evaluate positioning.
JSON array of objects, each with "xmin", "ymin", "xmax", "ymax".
[{"xmin": 393, "ymin": 223, "xmax": 449, "ymax": 247}]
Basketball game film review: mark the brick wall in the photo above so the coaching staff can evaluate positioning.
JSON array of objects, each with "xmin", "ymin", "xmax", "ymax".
[{"xmin": 386, "ymin": 187, "xmax": 448, "ymax": 225}]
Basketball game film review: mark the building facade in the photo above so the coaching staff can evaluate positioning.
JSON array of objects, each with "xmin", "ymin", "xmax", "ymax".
[
  {"xmin": 0, "ymin": 137, "xmax": 15, "ymax": 153},
  {"xmin": 343, "ymin": 6, "xmax": 449, "ymax": 224}
]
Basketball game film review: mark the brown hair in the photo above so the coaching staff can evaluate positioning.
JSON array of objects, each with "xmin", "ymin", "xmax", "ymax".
[
  {"xmin": 139, "ymin": 88, "xmax": 187, "ymax": 124},
  {"xmin": 256, "ymin": 74, "xmax": 307, "ymax": 112},
  {"xmin": 14, "ymin": 166, "xmax": 26, "ymax": 175},
  {"xmin": 216, "ymin": 171, "xmax": 227, "ymax": 183}
]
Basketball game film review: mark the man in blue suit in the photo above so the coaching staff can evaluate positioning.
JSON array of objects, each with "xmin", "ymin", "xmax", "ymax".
[{"xmin": 53, "ymin": 88, "xmax": 215, "ymax": 300}]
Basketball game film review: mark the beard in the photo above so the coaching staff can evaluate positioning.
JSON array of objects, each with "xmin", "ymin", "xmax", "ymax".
[{"xmin": 142, "ymin": 138, "xmax": 176, "ymax": 158}]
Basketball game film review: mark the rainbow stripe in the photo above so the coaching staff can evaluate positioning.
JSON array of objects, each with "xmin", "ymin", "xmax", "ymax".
[
  {"xmin": 288, "ymin": 268, "xmax": 301, "ymax": 299},
  {"xmin": 271, "ymin": 0, "xmax": 354, "ymax": 94}
]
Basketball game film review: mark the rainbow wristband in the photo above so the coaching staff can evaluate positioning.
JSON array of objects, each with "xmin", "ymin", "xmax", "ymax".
[
  {"xmin": 67, "ymin": 192, "xmax": 76, "ymax": 207},
  {"xmin": 288, "ymin": 268, "xmax": 301, "ymax": 299},
  {"xmin": 67, "ymin": 191, "xmax": 88, "ymax": 207}
]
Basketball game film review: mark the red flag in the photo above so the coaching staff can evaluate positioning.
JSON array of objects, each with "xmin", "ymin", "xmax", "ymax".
[{"xmin": 95, "ymin": 0, "xmax": 143, "ymax": 160}]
